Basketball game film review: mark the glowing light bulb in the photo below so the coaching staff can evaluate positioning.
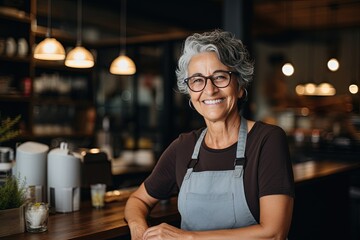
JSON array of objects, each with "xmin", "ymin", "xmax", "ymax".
[
  {"xmin": 304, "ymin": 83, "xmax": 316, "ymax": 95},
  {"xmin": 295, "ymin": 84, "xmax": 305, "ymax": 95},
  {"xmin": 327, "ymin": 58, "xmax": 339, "ymax": 71},
  {"xmin": 317, "ymin": 83, "xmax": 336, "ymax": 96},
  {"xmin": 349, "ymin": 84, "xmax": 359, "ymax": 94},
  {"xmin": 282, "ymin": 63, "xmax": 294, "ymax": 76}
]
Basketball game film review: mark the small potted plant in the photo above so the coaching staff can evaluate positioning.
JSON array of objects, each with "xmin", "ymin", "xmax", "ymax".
[
  {"xmin": 0, "ymin": 175, "xmax": 27, "ymax": 237},
  {"xmin": 0, "ymin": 114, "xmax": 21, "ymax": 143}
]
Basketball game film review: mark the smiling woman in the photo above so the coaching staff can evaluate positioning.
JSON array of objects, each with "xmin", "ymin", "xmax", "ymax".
[{"xmin": 124, "ymin": 29, "xmax": 295, "ymax": 240}]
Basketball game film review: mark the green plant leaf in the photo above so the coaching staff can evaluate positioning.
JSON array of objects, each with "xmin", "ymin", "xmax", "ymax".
[{"xmin": 0, "ymin": 176, "xmax": 27, "ymax": 210}]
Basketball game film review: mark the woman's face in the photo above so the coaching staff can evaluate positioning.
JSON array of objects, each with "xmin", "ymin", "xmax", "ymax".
[{"xmin": 188, "ymin": 52, "xmax": 243, "ymax": 123}]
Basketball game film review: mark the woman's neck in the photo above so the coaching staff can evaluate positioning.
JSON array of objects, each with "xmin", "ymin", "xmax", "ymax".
[{"xmin": 204, "ymin": 115, "xmax": 241, "ymax": 149}]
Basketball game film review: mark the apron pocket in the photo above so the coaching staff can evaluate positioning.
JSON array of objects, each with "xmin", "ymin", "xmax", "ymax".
[{"xmin": 184, "ymin": 192, "xmax": 236, "ymax": 230}]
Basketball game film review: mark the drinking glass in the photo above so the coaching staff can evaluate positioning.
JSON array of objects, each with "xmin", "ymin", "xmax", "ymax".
[
  {"xmin": 25, "ymin": 202, "xmax": 49, "ymax": 233},
  {"xmin": 90, "ymin": 184, "xmax": 106, "ymax": 208}
]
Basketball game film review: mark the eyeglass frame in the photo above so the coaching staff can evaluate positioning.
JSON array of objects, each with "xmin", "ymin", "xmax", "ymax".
[{"xmin": 183, "ymin": 70, "xmax": 239, "ymax": 92}]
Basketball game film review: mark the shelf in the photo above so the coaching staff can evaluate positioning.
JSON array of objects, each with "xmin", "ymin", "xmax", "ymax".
[
  {"xmin": 15, "ymin": 132, "xmax": 94, "ymax": 140},
  {"xmin": 31, "ymin": 132, "xmax": 93, "ymax": 138},
  {"xmin": 33, "ymin": 59, "xmax": 93, "ymax": 73},
  {"xmin": 0, "ymin": 55, "xmax": 31, "ymax": 63},
  {"xmin": 0, "ymin": 7, "xmax": 31, "ymax": 23},
  {"xmin": 32, "ymin": 97, "xmax": 93, "ymax": 106},
  {"xmin": 0, "ymin": 95, "xmax": 31, "ymax": 102},
  {"xmin": 33, "ymin": 26, "xmax": 75, "ymax": 43}
]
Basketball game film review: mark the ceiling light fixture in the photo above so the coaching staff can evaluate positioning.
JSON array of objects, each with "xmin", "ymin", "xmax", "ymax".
[
  {"xmin": 326, "ymin": 3, "xmax": 340, "ymax": 72},
  {"xmin": 282, "ymin": 1, "xmax": 295, "ymax": 77},
  {"xmin": 327, "ymin": 58, "xmax": 339, "ymax": 72},
  {"xmin": 65, "ymin": 0, "xmax": 94, "ymax": 68},
  {"xmin": 282, "ymin": 62, "xmax": 294, "ymax": 77},
  {"xmin": 295, "ymin": 6, "xmax": 336, "ymax": 97},
  {"xmin": 110, "ymin": 0, "xmax": 136, "ymax": 75},
  {"xmin": 349, "ymin": 30, "xmax": 359, "ymax": 95},
  {"xmin": 34, "ymin": 0, "xmax": 65, "ymax": 60}
]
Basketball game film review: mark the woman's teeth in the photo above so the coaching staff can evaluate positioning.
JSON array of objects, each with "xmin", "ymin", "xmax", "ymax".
[{"xmin": 203, "ymin": 99, "xmax": 224, "ymax": 105}]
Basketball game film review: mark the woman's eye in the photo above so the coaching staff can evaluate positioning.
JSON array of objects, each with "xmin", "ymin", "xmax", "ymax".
[
  {"xmin": 214, "ymin": 75, "xmax": 226, "ymax": 80},
  {"xmin": 192, "ymin": 77, "xmax": 204, "ymax": 84}
]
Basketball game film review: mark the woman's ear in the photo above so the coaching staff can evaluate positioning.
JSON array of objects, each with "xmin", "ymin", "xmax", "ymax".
[
  {"xmin": 238, "ymin": 88, "xmax": 248, "ymax": 102},
  {"xmin": 238, "ymin": 88, "xmax": 244, "ymax": 99}
]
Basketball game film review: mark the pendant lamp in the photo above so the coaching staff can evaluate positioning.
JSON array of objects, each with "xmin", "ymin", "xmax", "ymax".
[
  {"xmin": 34, "ymin": 0, "xmax": 65, "ymax": 60},
  {"xmin": 65, "ymin": 0, "xmax": 94, "ymax": 68},
  {"xmin": 110, "ymin": 0, "xmax": 136, "ymax": 75},
  {"xmin": 281, "ymin": 1, "xmax": 294, "ymax": 77},
  {"xmin": 326, "ymin": 3, "xmax": 340, "ymax": 72},
  {"xmin": 282, "ymin": 62, "xmax": 294, "ymax": 77},
  {"xmin": 349, "ymin": 31, "xmax": 359, "ymax": 95}
]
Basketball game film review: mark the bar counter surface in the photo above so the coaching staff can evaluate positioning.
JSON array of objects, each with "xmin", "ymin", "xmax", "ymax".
[{"xmin": 6, "ymin": 160, "xmax": 360, "ymax": 240}]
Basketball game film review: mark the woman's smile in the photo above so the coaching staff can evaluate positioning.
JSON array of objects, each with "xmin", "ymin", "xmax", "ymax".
[{"xmin": 202, "ymin": 98, "xmax": 225, "ymax": 105}]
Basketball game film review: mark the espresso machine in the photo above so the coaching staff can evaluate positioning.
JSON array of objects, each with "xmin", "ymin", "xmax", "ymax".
[
  {"xmin": 47, "ymin": 142, "xmax": 81, "ymax": 213},
  {"xmin": 15, "ymin": 141, "xmax": 49, "ymax": 202}
]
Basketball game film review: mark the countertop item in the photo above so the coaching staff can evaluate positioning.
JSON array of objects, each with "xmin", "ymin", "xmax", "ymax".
[
  {"xmin": 6, "ymin": 160, "xmax": 360, "ymax": 240},
  {"xmin": 47, "ymin": 142, "xmax": 81, "ymax": 213}
]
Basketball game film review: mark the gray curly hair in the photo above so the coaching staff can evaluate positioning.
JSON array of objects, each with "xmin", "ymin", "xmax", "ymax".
[{"xmin": 176, "ymin": 29, "xmax": 254, "ymax": 94}]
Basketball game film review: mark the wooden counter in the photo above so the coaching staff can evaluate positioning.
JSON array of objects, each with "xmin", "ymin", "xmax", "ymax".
[
  {"xmin": 6, "ymin": 197, "xmax": 180, "ymax": 240},
  {"xmin": 293, "ymin": 160, "xmax": 360, "ymax": 183},
  {"xmin": 290, "ymin": 160, "xmax": 360, "ymax": 240},
  {"xmin": 6, "ymin": 160, "xmax": 360, "ymax": 240}
]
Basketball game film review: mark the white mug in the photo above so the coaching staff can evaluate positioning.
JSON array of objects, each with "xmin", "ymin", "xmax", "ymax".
[
  {"xmin": 0, "ymin": 147, "xmax": 14, "ymax": 162},
  {"xmin": 17, "ymin": 38, "xmax": 28, "ymax": 57},
  {"xmin": 5, "ymin": 37, "xmax": 16, "ymax": 57}
]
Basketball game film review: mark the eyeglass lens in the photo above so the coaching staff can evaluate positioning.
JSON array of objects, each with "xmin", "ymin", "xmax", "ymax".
[{"xmin": 186, "ymin": 71, "xmax": 232, "ymax": 92}]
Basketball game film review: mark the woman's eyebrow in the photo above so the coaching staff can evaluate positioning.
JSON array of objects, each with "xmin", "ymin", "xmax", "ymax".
[{"xmin": 189, "ymin": 69, "xmax": 228, "ymax": 77}]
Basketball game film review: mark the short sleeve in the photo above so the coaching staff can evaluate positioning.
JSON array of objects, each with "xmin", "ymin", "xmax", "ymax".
[
  {"xmin": 144, "ymin": 138, "xmax": 179, "ymax": 199},
  {"xmin": 257, "ymin": 127, "xmax": 295, "ymax": 197}
]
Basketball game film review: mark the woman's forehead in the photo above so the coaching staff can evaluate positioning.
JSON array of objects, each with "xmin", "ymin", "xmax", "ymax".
[{"xmin": 188, "ymin": 52, "xmax": 228, "ymax": 73}]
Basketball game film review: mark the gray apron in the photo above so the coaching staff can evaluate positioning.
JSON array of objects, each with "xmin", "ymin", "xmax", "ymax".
[{"xmin": 178, "ymin": 116, "xmax": 258, "ymax": 231}]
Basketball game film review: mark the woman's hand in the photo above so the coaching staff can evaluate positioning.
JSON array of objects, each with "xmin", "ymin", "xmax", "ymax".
[{"xmin": 142, "ymin": 223, "xmax": 192, "ymax": 240}]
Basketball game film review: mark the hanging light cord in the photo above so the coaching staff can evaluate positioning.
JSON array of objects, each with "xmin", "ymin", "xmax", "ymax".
[
  {"xmin": 308, "ymin": 5, "xmax": 315, "ymax": 83},
  {"xmin": 77, "ymin": 0, "xmax": 82, "ymax": 46},
  {"xmin": 356, "ymin": 31, "xmax": 360, "ymax": 84},
  {"xmin": 46, "ymin": 0, "xmax": 52, "ymax": 38},
  {"xmin": 355, "ymin": 31, "xmax": 360, "ymax": 85},
  {"xmin": 120, "ymin": 0, "xmax": 127, "ymax": 55}
]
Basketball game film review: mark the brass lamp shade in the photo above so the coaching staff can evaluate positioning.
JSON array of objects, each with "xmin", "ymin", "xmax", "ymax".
[
  {"xmin": 34, "ymin": 38, "xmax": 66, "ymax": 60},
  {"xmin": 65, "ymin": 46, "xmax": 94, "ymax": 68},
  {"xmin": 110, "ymin": 55, "xmax": 136, "ymax": 75}
]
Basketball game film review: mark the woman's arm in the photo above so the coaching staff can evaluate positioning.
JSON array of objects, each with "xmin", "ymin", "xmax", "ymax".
[
  {"xmin": 143, "ymin": 194, "xmax": 293, "ymax": 240},
  {"xmin": 125, "ymin": 183, "xmax": 160, "ymax": 240}
]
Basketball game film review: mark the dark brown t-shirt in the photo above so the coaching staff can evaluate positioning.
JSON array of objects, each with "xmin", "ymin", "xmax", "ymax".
[{"xmin": 144, "ymin": 121, "xmax": 295, "ymax": 222}]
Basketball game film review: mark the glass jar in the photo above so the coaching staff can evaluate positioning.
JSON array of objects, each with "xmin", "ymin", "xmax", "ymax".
[{"xmin": 25, "ymin": 202, "xmax": 49, "ymax": 233}]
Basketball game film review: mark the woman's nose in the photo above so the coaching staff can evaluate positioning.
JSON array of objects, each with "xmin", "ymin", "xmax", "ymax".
[{"xmin": 203, "ymin": 78, "xmax": 218, "ymax": 95}]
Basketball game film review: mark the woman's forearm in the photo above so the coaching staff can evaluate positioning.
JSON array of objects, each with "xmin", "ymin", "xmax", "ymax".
[
  {"xmin": 125, "ymin": 183, "xmax": 161, "ymax": 240},
  {"xmin": 125, "ymin": 195, "xmax": 151, "ymax": 239}
]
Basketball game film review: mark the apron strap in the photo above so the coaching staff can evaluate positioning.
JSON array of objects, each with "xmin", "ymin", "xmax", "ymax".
[
  {"xmin": 184, "ymin": 168, "xmax": 193, "ymax": 180},
  {"xmin": 187, "ymin": 116, "xmax": 248, "ymax": 178},
  {"xmin": 191, "ymin": 129, "xmax": 207, "ymax": 160},
  {"xmin": 235, "ymin": 116, "xmax": 247, "ymax": 159},
  {"xmin": 234, "ymin": 116, "xmax": 247, "ymax": 178},
  {"xmin": 185, "ymin": 129, "xmax": 207, "ymax": 179}
]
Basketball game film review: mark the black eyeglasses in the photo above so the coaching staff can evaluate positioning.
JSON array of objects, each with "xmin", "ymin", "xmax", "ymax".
[{"xmin": 183, "ymin": 70, "xmax": 238, "ymax": 92}]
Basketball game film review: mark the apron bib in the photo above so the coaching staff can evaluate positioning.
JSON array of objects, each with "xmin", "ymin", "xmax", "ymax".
[{"xmin": 178, "ymin": 116, "xmax": 258, "ymax": 231}]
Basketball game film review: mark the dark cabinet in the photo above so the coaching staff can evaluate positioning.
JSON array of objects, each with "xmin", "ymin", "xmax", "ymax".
[
  {"xmin": 0, "ymin": 0, "xmax": 96, "ymax": 147},
  {"xmin": 0, "ymin": 1, "xmax": 33, "ymax": 137}
]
